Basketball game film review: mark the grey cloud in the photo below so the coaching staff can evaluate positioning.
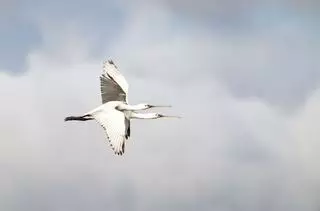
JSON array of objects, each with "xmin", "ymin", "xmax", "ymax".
[
  {"xmin": 0, "ymin": 0, "xmax": 124, "ymax": 73},
  {"xmin": 213, "ymin": 23, "xmax": 320, "ymax": 109},
  {"xmin": 127, "ymin": 0, "xmax": 320, "ymax": 32},
  {"xmin": 1, "ymin": 1, "xmax": 320, "ymax": 211},
  {"xmin": 2, "ymin": 46, "xmax": 320, "ymax": 211},
  {"xmin": 0, "ymin": 0, "xmax": 16, "ymax": 12},
  {"xmin": 109, "ymin": 8, "xmax": 320, "ymax": 109},
  {"xmin": 0, "ymin": 14, "xmax": 41, "ymax": 73},
  {"xmin": 155, "ymin": 0, "xmax": 320, "ymax": 16}
]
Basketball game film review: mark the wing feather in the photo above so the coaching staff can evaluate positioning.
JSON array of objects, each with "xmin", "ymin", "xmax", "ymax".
[
  {"xmin": 100, "ymin": 75, "xmax": 126, "ymax": 104},
  {"xmin": 92, "ymin": 108, "xmax": 128, "ymax": 155},
  {"xmin": 125, "ymin": 118, "xmax": 130, "ymax": 139},
  {"xmin": 102, "ymin": 59, "xmax": 129, "ymax": 102}
]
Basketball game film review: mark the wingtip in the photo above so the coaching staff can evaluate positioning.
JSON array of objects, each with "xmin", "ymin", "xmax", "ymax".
[
  {"xmin": 103, "ymin": 58, "xmax": 114, "ymax": 64},
  {"xmin": 108, "ymin": 140, "xmax": 125, "ymax": 156},
  {"xmin": 103, "ymin": 58, "xmax": 117, "ymax": 69},
  {"xmin": 115, "ymin": 151, "xmax": 124, "ymax": 156},
  {"xmin": 108, "ymin": 59, "xmax": 114, "ymax": 64},
  {"xmin": 113, "ymin": 149, "xmax": 124, "ymax": 156},
  {"xmin": 115, "ymin": 144, "xmax": 125, "ymax": 156}
]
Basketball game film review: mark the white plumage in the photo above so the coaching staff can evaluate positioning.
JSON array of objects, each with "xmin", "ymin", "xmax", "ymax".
[
  {"xmin": 91, "ymin": 102, "xmax": 127, "ymax": 155},
  {"xmin": 65, "ymin": 59, "xmax": 180, "ymax": 156}
]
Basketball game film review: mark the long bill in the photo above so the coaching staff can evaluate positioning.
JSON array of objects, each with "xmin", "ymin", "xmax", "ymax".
[
  {"xmin": 150, "ymin": 105, "xmax": 172, "ymax": 108},
  {"xmin": 159, "ymin": 114, "xmax": 182, "ymax": 118}
]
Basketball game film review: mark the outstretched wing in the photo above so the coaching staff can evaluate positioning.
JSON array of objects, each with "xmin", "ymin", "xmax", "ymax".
[
  {"xmin": 100, "ymin": 75, "xmax": 126, "ymax": 104},
  {"xmin": 101, "ymin": 59, "xmax": 129, "ymax": 103},
  {"xmin": 92, "ymin": 108, "xmax": 128, "ymax": 155}
]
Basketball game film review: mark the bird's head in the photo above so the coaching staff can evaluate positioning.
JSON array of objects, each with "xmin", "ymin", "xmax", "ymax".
[{"xmin": 137, "ymin": 103, "xmax": 172, "ymax": 110}]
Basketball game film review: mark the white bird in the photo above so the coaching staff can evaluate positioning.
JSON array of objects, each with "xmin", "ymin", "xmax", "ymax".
[{"xmin": 65, "ymin": 59, "xmax": 180, "ymax": 155}]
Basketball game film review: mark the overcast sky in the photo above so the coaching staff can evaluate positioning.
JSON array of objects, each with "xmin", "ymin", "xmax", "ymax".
[{"xmin": 0, "ymin": 1, "xmax": 320, "ymax": 211}]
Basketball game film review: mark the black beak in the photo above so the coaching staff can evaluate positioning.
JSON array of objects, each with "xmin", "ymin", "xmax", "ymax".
[
  {"xmin": 158, "ymin": 114, "xmax": 181, "ymax": 118},
  {"xmin": 149, "ymin": 105, "xmax": 172, "ymax": 108}
]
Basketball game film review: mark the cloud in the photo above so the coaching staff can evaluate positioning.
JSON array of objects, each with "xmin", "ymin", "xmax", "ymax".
[
  {"xmin": 1, "ymin": 1, "xmax": 320, "ymax": 211},
  {"xmin": 108, "ymin": 6, "xmax": 320, "ymax": 109},
  {"xmin": 0, "ymin": 0, "xmax": 124, "ymax": 73},
  {"xmin": 213, "ymin": 21, "xmax": 320, "ymax": 109}
]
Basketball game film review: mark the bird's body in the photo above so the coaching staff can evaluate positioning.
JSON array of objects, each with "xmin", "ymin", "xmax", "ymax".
[{"xmin": 65, "ymin": 59, "xmax": 179, "ymax": 155}]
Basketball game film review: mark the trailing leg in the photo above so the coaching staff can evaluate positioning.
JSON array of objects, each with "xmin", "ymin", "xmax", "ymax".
[{"xmin": 64, "ymin": 114, "xmax": 93, "ymax": 121}]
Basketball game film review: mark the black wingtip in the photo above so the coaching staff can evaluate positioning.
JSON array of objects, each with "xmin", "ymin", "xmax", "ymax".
[
  {"xmin": 114, "ymin": 151, "xmax": 123, "ymax": 156},
  {"xmin": 114, "ymin": 147, "xmax": 125, "ymax": 156},
  {"xmin": 108, "ymin": 59, "xmax": 114, "ymax": 64}
]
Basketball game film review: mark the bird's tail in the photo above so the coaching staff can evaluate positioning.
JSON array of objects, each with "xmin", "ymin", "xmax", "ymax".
[{"xmin": 64, "ymin": 114, "xmax": 94, "ymax": 122}]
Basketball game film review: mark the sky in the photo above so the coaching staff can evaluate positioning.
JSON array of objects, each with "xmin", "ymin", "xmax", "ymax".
[{"xmin": 0, "ymin": 0, "xmax": 320, "ymax": 211}]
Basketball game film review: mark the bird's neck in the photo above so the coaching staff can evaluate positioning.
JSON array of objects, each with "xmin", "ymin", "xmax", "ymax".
[
  {"xmin": 117, "ymin": 104, "xmax": 145, "ymax": 111},
  {"xmin": 130, "ymin": 112, "xmax": 157, "ymax": 119}
]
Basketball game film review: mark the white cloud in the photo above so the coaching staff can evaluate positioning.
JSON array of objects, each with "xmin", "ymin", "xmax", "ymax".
[{"xmin": 1, "ymin": 2, "xmax": 320, "ymax": 211}]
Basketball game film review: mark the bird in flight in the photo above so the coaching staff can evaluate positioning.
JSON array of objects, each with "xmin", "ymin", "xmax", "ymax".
[{"xmin": 65, "ymin": 59, "xmax": 180, "ymax": 155}]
